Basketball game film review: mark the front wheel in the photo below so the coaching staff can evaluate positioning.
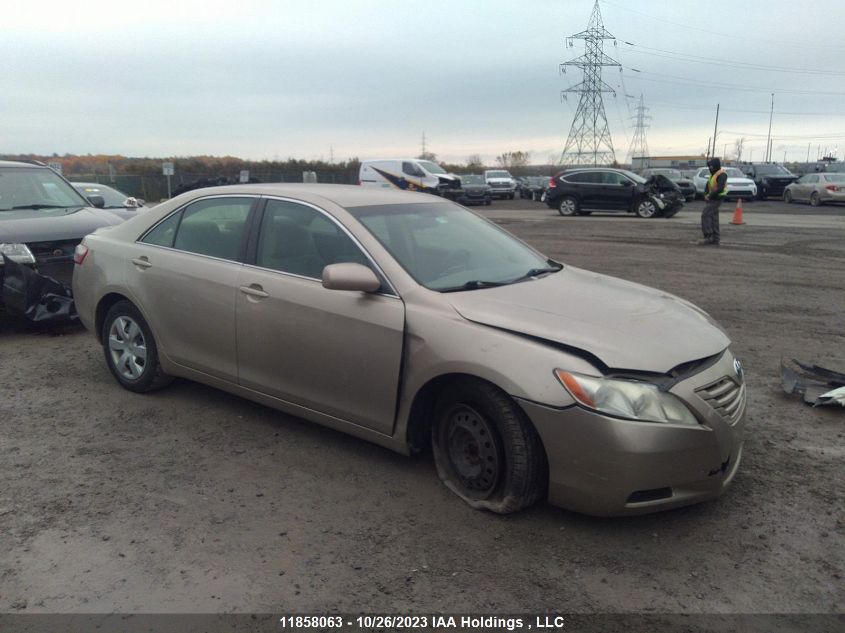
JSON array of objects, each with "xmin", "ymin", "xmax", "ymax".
[
  {"xmin": 635, "ymin": 198, "xmax": 659, "ymax": 218},
  {"xmin": 784, "ymin": 190, "xmax": 793, "ymax": 204},
  {"xmin": 557, "ymin": 196, "xmax": 578, "ymax": 216},
  {"xmin": 810, "ymin": 192, "xmax": 822, "ymax": 207},
  {"xmin": 431, "ymin": 379, "xmax": 546, "ymax": 514},
  {"xmin": 102, "ymin": 300, "xmax": 172, "ymax": 393}
]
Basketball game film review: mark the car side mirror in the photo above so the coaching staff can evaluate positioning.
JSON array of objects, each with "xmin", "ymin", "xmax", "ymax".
[
  {"xmin": 620, "ymin": 180, "xmax": 632, "ymax": 186},
  {"xmin": 87, "ymin": 195, "xmax": 105, "ymax": 208},
  {"xmin": 322, "ymin": 263, "xmax": 381, "ymax": 293}
]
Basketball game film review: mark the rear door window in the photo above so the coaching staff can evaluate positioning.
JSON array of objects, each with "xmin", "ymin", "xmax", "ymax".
[{"xmin": 166, "ymin": 197, "xmax": 253, "ymax": 261}]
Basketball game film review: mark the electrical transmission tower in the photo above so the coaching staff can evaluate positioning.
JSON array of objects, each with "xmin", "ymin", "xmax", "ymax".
[
  {"xmin": 559, "ymin": 0, "xmax": 620, "ymax": 166},
  {"xmin": 627, "ymin": 94, "xmax": 651, "ymax": 166}
]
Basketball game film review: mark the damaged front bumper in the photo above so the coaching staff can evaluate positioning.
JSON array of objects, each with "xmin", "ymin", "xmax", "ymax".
[
  {"xmin": 517, "ymin": 350, "xmax": 746, "ymax": 516},
  {"xmin": 0, "ymin": 254, "xmax": 77, "ymax": 324}
]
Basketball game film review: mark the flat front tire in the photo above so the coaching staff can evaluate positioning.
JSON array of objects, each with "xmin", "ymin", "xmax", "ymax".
[
  {"xmin": 102, "ymin": 300, "xmax": 172, "ymax": 393},
  {"xmin": 431, "ymin": 379, "xmax": 546, "ymax": 514}
]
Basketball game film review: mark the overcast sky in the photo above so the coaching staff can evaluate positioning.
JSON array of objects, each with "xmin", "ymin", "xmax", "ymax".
[{"xmin": 2, "ymin": 0, "xmax": 844, "ymax": 164}]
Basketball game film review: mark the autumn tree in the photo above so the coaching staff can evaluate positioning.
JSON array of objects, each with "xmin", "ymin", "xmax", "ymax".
[{"xmin": 495, "ymin": 151, "xmax": 531, "ymax": 169}]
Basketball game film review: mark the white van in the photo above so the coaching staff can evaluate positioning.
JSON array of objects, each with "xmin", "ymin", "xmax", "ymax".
[{"xmin": 359, "ymin": 159, "xmax": 462, "ymax": 199}]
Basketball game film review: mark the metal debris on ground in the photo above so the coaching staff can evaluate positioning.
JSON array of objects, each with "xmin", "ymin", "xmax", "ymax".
[{"xmin": 780, "ymin": 359, "xmax": 845, "ymax": 407}]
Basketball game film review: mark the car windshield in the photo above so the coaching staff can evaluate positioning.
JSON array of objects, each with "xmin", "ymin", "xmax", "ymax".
[
  {"xmin": 460, "ymin": 175, "xmax": 484, "ymax": 185},
  {"xmin": 348, "ymin": 202, "xmax": 556, "ymax": 292},
  {"xmin": 73, "ymin": 183, "xmax": 131, "ymax": 208},
  {"xmin": 755, "ymin": 164, "xmax": 792, "ymax": 175},
  {"xmin": 725, "ymin": 168, "xmax": 745, "ymax": 178},
  {"xmin": 418, "ymin": 161, "xmax": 446, "ymax": 175},
  {"xmin": 0, "ymin": 167, "xmax": 89, "ymax": 211},
  {"xmin": 486, "ymin": 171, "xmax": 511, "ymax": 178}
]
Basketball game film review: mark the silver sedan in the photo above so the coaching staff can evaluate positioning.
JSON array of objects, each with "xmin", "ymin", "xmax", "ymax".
[
  {"xmin": 784, "ymin": 173, "xmax": 845, "ymax": 206},
  {"xmin": 72, "ymin": 185, "xmax": 746, "ymax": 516}
]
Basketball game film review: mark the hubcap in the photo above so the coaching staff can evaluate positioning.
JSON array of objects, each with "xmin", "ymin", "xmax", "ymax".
[
  {"xmin": 444, "ymin": 405, "xmax": 501, "ymax": 496},
  {"xmin": 639, "ymin": 201, "xmax": 656, "ymax": 217},
  {"xmin": 108, "ymin": 316, "xmax": 147, "ymax": 380},
  {"xmin": 559, "ymin": 199, "xmax": 576, "ymax": 215}
]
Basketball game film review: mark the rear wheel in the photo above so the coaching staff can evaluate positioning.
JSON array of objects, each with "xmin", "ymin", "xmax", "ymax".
[
  {"xmin": 431, "ymin": 379, "xmax": 546, "ymax": 514},
  {"xmin": 635, "ymin": 198, "xmax": 658, "ymax": 218},
  {"xmin": 102, "ymin": 301, "xmax": 172, "ymax": 393},
  {"xmin": 810, "ymin": 191, "xmax": 822, "ymax": 207},
  {"xmin": 557, "ymin": 196, "xmax": 578, "ymax": 216}
]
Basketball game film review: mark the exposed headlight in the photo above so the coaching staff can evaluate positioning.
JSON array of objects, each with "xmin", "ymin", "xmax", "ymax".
[
  {"xmin": 0, "ymin": 243, "xmax": 36, "ymax": 265},
  {"xmin": 554, "ymin": 370, "xmax": 699, "ymax": 425}
]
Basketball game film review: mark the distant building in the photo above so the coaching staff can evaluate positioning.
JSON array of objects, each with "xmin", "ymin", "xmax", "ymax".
[{"xmin": 631, "ymin": 155, "xmax": 709, "ymax": 170}]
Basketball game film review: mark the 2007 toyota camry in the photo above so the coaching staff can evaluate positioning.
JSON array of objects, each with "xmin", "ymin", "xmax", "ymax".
[{"xmin": 72, "ymin": 185, "xmax": 745, "ymax": 516}]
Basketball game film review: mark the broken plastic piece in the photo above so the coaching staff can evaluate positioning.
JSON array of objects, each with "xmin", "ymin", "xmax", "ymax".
[{"xmin": 780, "ymin": 359, "xmax": 845, "ymax": 408}]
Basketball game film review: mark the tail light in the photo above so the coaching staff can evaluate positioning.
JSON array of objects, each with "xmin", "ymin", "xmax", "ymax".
[
  {"xmin": 548, "ymin": 177, "xmax": 557, "ymax": 188},
  {"xmin": 73, "ymin": 243, "xmax": 89, "ymax": 265},
  {"xmin": 825, "ymin": 184, "xmax": 839, "ymax": 192}
]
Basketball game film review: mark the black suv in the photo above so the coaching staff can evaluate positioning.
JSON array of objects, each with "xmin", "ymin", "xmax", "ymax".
[
  {"xmin": 738, "ymin": 163, "xmax": 798, "ymax": 199},
  {"xmin": 545, "ymin": 168, "xmax": 684, "ymax": 218},
  {"xmin": 0, "ymin": 160, "xmax": 129, "ymax": 287}
]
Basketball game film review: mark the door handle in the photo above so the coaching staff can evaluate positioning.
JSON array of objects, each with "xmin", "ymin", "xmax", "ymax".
[
  {"xmin": 132, "ymin": 257, "xmax": 152, "ymax": 269},
  {"xmin": 239, "ymin": 284, "xmax": 269, "ymax": 299}
]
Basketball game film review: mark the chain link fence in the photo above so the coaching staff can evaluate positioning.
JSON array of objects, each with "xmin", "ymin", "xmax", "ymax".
[{"xmin": 67, "ymin": 167, "xmax": 360, "ymax": 202}]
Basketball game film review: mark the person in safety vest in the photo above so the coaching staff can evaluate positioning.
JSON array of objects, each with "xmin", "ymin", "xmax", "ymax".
[{"xmin": 699, "ymin": 157, "xmax": 728, "ymax": 245}]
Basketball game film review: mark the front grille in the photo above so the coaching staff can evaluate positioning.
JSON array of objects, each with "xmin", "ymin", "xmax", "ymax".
[
  {"xmin": 696, "ymin": 377, "xmax": 746, "ymax": 425},
  {"xmin": 27, "ymin": 239, "xmax": 79, "ymax": 264}
]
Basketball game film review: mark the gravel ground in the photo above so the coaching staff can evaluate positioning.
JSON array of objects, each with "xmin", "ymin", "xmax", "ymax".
[{"xmin": 0, "ymin": 199, "xmax": 842, "ymax": 618}]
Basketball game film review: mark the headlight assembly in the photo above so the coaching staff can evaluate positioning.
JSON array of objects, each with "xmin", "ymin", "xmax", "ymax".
[
  {"xmin": 554, "ymin": 370, "xmax": 699, "ymax": 425},
  {"xmin": 0, "ymin": 243, "xmax": 36, "ymax": 265}
]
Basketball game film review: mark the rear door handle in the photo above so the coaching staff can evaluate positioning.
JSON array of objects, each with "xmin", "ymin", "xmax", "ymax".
[
  {"xmin": 132, "ymin": 257, "xmax": 152, "ymax": 269},
  {"xmin": 239, "ymin": 284, "xmax": 269, "ymax": 299}
]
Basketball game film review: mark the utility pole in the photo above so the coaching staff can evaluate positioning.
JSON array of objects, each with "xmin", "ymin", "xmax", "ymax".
[
  {"xmin": 765, "ymin": 93, "xmax": 774, "ymax": 162},
  {"xmin": 706, "ymin": 137, "xmax": 712, "ymax": 158},
  {"xmin": 807, "ymin": 143, "xmax": 811, "ymax": 162},
  {"xmin": 710, "ymin": 104, "xmax": 720, "ymax": 160},
  {"xmin": 559, "ymin": 0, "xmax": 620, "ymax": 166},
  {"xmin": 421, "ymin": 132, "xmax": 426, "ymax": 158}
]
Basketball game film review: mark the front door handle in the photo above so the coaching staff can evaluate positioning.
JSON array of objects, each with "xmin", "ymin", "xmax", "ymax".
[
  {"xmin": 132, "ymin": 257, "xmax": 152, "ymax": 269},
  {"xmin": 239, "ymin": 284, "xmax": 269, "ymax": 299}
]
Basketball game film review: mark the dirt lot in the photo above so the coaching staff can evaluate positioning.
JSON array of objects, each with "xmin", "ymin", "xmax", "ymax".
[{"xmin": 1, "ymin": 200, "xmax": 842, "ymax": 618}]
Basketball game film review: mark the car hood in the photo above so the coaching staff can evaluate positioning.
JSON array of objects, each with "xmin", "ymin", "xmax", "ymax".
[
  {"xmin": 445, "ymin": 266, "xmax": 730, "ymax": 374},
  {"xmin": 0, "ymin": 206, "xmax": 127, "ymax": 243}
]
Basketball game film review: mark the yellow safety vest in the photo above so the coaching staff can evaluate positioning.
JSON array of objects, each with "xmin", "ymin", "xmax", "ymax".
[{"xmin": 707, "ymin": 169, "xmax": 728, "ymax": 197}]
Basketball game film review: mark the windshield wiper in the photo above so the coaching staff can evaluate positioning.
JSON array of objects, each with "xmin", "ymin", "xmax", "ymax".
[
  {"xmin": 439, "ymin": 280, "xmax": 509, "ymax": 293},
  {"xmin": 508, "ymin": 263, "xmax": 563, "ymax": 284},
  {"xmin": 10, "ymin": 204, "xmax": 77, "ymax": 210}
]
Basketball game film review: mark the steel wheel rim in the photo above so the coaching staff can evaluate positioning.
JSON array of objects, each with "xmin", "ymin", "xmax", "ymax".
[
  {"xmin": 559, "ymin": 198, "xmax": 576, "ymax": 215},
  {"xmin": 639, "ymin": 201, "xmax": 657, "ymax": 217},
  {"xmin": 108, "ymin": 316, "xmax": 147, "ymax": 380},
  {"xmin": 444, "ymin": 404, "xmax": 501, "ymax": 496}
]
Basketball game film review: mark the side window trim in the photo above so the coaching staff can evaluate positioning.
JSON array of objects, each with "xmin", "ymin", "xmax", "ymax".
[
  {"xmin": 244, "ymin": 195, "xmax": 399, "ymax": 298},
  {"xmin": 136, "ymin": 194, "xmax": 259, "ymax": 264}
]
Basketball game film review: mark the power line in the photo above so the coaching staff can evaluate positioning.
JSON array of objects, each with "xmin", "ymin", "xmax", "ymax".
[
  {"xmin": 620, "ymin": 42, "xmax": 845, "ymax": 76},
  {"xmin": 599, "ymin": 0, "xmax": 845, "ymax": 54},
  {"xmin": 624, "ymin": 68, "xmax": 845, "ymax": 96},
  {"xmin": 643, "ymin": 99, "xmax": 844, "ymax": 117}
]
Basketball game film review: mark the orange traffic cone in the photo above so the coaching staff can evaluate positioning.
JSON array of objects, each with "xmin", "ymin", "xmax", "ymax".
[{"xmin": 730, "ymin": 198, "xmax": 745, "ymax": 225}]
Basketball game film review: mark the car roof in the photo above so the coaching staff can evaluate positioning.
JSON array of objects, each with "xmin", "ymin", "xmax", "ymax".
[
  {"xmin": 0, "ymin": 160, "xmax": 48, "ymax": 169},
  {"xmin": 172, "ymin": 183, "xmax": 443, "ymax": 208}
]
